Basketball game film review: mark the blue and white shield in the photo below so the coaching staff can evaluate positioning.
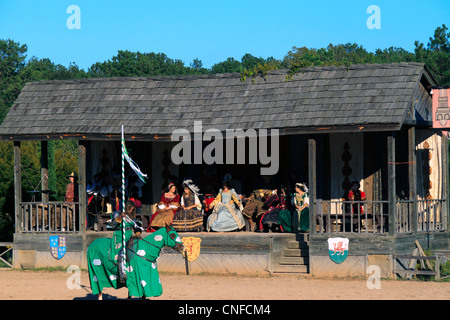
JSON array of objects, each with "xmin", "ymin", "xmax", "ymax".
[
  {"xmin": 327, "ymin": 237, "xmax": 349, "ymax": 264},
  {"xmin": 49, "ymin": 236, "xmax": 67, "ymax": 260}
]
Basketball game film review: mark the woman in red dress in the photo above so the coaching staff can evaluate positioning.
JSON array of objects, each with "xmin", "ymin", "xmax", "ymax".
[{"xmin": 147, "ymin": 182, "xmax": 180, "ymax": 232}]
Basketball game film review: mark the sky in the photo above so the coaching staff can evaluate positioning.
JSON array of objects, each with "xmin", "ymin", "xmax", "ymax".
[{"xmin": 0, "ymin": 0, "xmax": 449, "ymax": 71}]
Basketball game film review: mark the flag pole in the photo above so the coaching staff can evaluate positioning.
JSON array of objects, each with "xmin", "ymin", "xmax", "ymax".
[
  {"xmin": 120, "ymin": 125, "xmax": 126, "ymax": 281},
  {"xmin": 121, "ymin": 125, "xmax": 125, "ymax": 213}
]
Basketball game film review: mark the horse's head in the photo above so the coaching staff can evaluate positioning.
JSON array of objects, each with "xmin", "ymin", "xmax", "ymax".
[{"xmin": 163, "ymin": 225, "xmax": 184, "ymax": 252}]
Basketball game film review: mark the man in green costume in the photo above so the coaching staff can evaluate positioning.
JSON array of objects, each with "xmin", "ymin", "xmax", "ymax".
[
  {"xmin": 109, "ymin": 201, "xmax": 137, "ymax": 282},
  {"xmin": 87, "ymin": 201, "xmax": 137, "ymax": 296},
  {"xmin": 88, "ymin": 214, "xmax": 184, "ymax": 299}
]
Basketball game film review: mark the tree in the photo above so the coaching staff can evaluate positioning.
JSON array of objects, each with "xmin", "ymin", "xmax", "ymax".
[
  {"xmin": 87, "ymin": 50, "xmax": 193, "ymax": 77},
  {"xmin": 374, "ymin": 47, "xmax": 415, "ymax": 63},
  {"xmin": 53, "ymin": 140, "xmax": 78, "ymax": 201},
  {"xmin": 241, "ymin": 53, "xmax": 266, "ymax": 70},
  {"xmin": 210, "ymin": 57, "xmax": 242, "ymax": 74},
  {"xmin": 0, "ymin": 141, "xmax": 14, "ymax": 241},
  {"xmin": 0, "ymin": 140, "xmax": 43, "ymax": 241},
  {"xmin": 20, "ymin": 57, "xmax": 87, "ymax": 82},
  {"xmin": 282, "ymin": 43, "xmax": 376, "ymax": 71},
  {"xmin": 428, "ymin": 24, "xmax": 450, "ymax": 53},
  {"xmin": 0, "ymin": 39, "xmax": 27, "ymax": 123},
  {"xmin": 414, "ymin": 24, "xmax": 450, "ymax": 85}
]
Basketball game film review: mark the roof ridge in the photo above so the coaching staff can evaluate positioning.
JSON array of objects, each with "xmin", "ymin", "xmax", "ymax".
[
  {"xmin": 26, "ymin": 62, "xmax": 425, "ymax": 86},
  {"xmin": 269, "ymin": 62, "xmax": 424, "ymax": 74},
  {"xmin": 28, "ymin": 72, "xmax": 243, "ymax": 86}
]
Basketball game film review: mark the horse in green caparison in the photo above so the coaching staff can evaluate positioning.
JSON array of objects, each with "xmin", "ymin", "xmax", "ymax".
[{"xmin": 87, "ymin": 225, "xmax": 184, "ymax": 299}]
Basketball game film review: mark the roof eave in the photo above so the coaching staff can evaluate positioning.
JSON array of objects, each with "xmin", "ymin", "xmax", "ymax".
[{"xmin": 0, "ymin": 123, "xmax": 405, "ymax": 142}]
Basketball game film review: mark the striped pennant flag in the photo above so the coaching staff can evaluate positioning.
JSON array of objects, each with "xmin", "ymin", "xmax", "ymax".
[{"xmin": 121, "ymin": 126, "xmax": 148, "ymax": 184}]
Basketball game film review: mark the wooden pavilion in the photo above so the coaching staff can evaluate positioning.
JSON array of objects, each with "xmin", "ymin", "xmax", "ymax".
[{"xmin": 0, "ymin": 62, "xmax": 448, "ymax": 277}]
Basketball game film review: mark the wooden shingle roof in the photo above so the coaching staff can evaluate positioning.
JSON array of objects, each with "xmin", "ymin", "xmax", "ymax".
[{"xmin": 0, "ymin": 62, "xmax": 436, "ymax": 141}]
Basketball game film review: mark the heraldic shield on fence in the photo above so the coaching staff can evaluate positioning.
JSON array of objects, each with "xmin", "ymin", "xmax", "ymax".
[
  {"xmin": 49, "ymin": 235, "xmax": 67, "ymax": 260},
  {"xmin": 182, "ymin": 237, "xmax": 201, "ymax": 262},
  {"xmin": 327, "ymin": 237, "xmax": 349, "ymax": 264}
]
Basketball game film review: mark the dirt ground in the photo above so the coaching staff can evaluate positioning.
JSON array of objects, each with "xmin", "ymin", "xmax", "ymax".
[{"xmin": 0, "ymin": 269, "xmax": 449, "ymax": 300}]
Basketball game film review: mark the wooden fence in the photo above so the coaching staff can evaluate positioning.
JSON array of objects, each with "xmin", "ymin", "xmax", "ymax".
[
  {"xmin": 0, "ymin": 242, "xmax": 13, "ymax": 268},
  {"xmin": 314, "ymin": 199, "xmax": 447, "ymax": 234},
  {"xmin": 19, "ymin": 202, "xmax": 80, "ymax": 233}
]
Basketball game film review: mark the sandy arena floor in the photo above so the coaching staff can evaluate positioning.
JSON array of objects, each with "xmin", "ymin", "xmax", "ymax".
[{"xmin": 0, "ymin": 269, "xmax": 448, "ymax": 300}]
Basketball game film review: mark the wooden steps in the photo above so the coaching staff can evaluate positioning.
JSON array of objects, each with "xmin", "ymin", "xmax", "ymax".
[{"xmin": 272, "ymin": 233, "xmax": 310, "ymax": 275}]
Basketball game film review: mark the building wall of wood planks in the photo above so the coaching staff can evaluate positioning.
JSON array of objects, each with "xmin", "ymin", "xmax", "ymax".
[
  {"xmin": 308, "ymin": 232, "xmax": 449, "ymax": 278},
  {"xmin": 12, "ymin": 232, "xmax": 297, "ymax": 276}
]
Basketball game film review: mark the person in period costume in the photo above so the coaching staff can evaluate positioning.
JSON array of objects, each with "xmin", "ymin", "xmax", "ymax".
[
  {"xmin": 109, "ymin": 166, "xmax": 123, "ymax": 211},
  {"xmin": 65, "ymin": 172, "xmax": 79, "ymax": 203},
  {"xmin": 63, "ymin": 172, "xmax": 78, "ymax": 231},
  {"xmin": 128, "ymin": 186, "xmax": 142, "ymax": 214},
  {"xmin": 279, "ymin": 183, "xmax": 310, "ymax": 232},
  {"xmin": 126, "ymin": 172, "xmax": 144, "ymax": 202},
  {"xmin": 207, "ymin": 180, "xmax": 245, "ymax": 232},
  {"xmin": 343, "ymin": 180, "xmax": 366, "ymax": 231},
  {"xmin": 200, "ymin": 167, "xmax": 221, "ymax": 229},
  {"xmin": 259, "ymin": 186, "xmax": 287, "ymax": 232},
  {"xmin": 147, "ymin": 183, "xmax": 180, "ymax": 232},
  {"xmin": 347, "ymin": 180, "xmax": 366, "ymax": 214},
  {"xmin": 107, "ymin": 201, "xmax": 137, "ymax": 283},
  {"xmin": 172, "ymin": 179, "xmax": 203, "ymax": 232},
  {"xmin": 243, "ymin": 189, "xmax": 275, "ymax": 231},
  {"xmin": 202, "ymin": 185, "xmax": 216, "ymax": 230},
  {"xmin": 86, "ymin": 173, "xmax": 111, "ymax": 230}
]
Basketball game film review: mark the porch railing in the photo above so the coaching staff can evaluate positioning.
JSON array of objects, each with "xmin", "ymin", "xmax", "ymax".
[
  {"xmin": 19, "ymin": 202, "xmax": 80, "ymax": 233},
  {"xmin": 314, "ymin": 199, "xmax": 447, "ymax": 235},
  {"xmin": 395, "ymin": 199, "xmax": 446, "ymax": 233},
  {"xmin": 315, "ymin": 200, "xmax": 388, "ymax": 234}
]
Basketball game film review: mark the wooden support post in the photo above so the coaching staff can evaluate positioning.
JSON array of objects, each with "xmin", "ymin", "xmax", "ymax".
[
  {"xmin": 388, "ymin": 133, "xmax": 396, "ymax": 236},
  {"xmin": 408, "ymin": 127, "xmax": 417, "ymax": 233},
  {"xmin": 14, "ymin": 141, "xmax": 22, "ymax": 234},
  {"xmin": 308, "ymin": 138, "xmax": 316, "ymax": 235},
  {"xmin": 78, "ymin": 141, "xmax": 86, "ymax": 233},
  {"xmin": 78, "ymin": 141, "xmax": 87, "ymax": 268},
  {"xmin": 435, "ymin": 256, "xmax": 441, "ymax": 281},
  {"xmin": 442, "ymin": 132, "xmax": 449, "ymax": 232},
  {"xmin": 415, "ymin": 240, "xmax": 433, "ymax": 271},
  {"xmin": 40, "ymin": 141, "xmax": 49, "ymax": 203}
]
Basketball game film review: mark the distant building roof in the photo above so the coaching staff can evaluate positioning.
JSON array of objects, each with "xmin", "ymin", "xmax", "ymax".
[{"xmin": 0, "ymin": 62, "xmax": 436, "ymax": 141}]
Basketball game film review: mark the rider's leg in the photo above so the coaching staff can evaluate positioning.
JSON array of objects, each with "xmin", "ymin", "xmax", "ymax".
[{"xmin": 117, "ymin": 249, "xmax": 127, "ymax": 283}]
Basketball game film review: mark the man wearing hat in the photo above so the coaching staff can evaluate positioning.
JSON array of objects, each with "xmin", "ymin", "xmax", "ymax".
[
  {"xmin": 64, "ymin": 172, "xmax": 78, "ymax": 230},
  {"xmin": 65, "ymin": 172, "xmax": 78, "ymax": 202}
]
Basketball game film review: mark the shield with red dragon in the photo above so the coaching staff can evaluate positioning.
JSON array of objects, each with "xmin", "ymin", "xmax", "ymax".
[{"xmin": 327, "ymin": 237, "xmax": 349, "ymax": 264}]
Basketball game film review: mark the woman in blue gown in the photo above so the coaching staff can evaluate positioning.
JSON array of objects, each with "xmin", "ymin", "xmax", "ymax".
[{"xmin": 206, "ymin": 181, "xmax": 245, "ymax": 232}]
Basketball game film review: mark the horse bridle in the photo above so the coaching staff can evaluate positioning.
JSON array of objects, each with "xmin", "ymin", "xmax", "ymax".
[
  {"xmin": 126, "ymin": 237, "xmax": 157, "ymax": 263},
  {"xmin": 126, "ymin": 231, "xmax": 184, "ymax": 263}
]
